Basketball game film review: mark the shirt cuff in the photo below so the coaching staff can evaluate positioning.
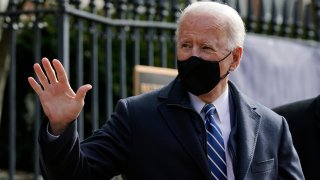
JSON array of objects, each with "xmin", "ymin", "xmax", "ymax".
[{"xmin": 46, "ymin": 123, "xmax": 60, "ymax": 141}]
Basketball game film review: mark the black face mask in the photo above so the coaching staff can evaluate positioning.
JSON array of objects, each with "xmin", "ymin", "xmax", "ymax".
[{"xmin": 177, "ymin": 52, "xmax": 231, "ymax": 96}]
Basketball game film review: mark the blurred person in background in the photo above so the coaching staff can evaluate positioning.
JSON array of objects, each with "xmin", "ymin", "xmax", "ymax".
[{"xmin": 273, "ymin": 95, "xmax": 320, "ymax": 180}]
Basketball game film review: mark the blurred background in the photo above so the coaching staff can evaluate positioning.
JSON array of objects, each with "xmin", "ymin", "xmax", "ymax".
[{"xmin": 0, "ymin": 0, "xmax": 319, "ymax": 179}]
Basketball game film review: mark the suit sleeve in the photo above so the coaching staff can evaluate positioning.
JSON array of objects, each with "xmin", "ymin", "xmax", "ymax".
[
  {"xmin": 38, "ymin": 99, "xmax": 131, "ymax": 180},
  {"xmin": 277, "ymin": 117, "xmax": 305, "ymax": 180}
]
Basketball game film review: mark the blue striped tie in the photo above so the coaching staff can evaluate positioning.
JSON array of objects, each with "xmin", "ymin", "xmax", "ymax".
[{"xmin": 203, "ymin": 104, "xmax": 227, "ymax": 180}]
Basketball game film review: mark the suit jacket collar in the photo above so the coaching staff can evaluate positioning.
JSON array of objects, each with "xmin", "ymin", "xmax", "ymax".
[
  {"xmin": 158, "ymin": 77, "xmax": 191, "ymax": 107},
  {"xmin": 157, "ymin": 78, "xmax": 262, "ymax": 179},
  {"xmin": 228, "ymin": 82, "xmax": 261, "ymax": 179}
]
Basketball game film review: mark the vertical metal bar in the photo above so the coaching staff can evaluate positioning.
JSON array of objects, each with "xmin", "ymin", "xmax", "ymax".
[
  {"xmin": 270, "ymin": 0, "xmax": 277, "ymax": 35},
  {"xmin": 105, "ymin": 28, "xmax": 113, "ymax": 119},
  {"xmin": 104, "ymin": 0, "xmax": 113, "ymax": 119},
  {"xmin": 158, "ymin": 0, "xmax": 169, "ymax": 67},
  {"xmin": 57, "ymin": 0, "xmax": 70, "ymax": 76},
  {"xmin": 184, "ymin": 0, "xmax": 191, "ymax": 7},
  {"xmin": 8, "ymin": 0, "xmax": 18, "ymax": 179},
  {"xmin": 171, "ymin": 0, "xmax": 179, "ymax": 69},
  {"xmin": 303, "ymin": 3, "xmax": 315, "ymax": 39},
  {"xmin": 33, "ymin": 0, "xmax": 42, "ymax": 178},
  {"xmin": 73, "ymin": 0, "xmax": 85, "ymax": 140},
  {"xmin": 132, "ymin": 0, "xmax": 143, "ymax": 66},
  {"xmin": 222, "ymin": 0, "xmax": 228, "ymax": 4},
  {"xmin": 281, "ymin": 0, "xmax": 290, "ymax": 37},
  {"xmin": 160, "ymin": 32, "xmax": 168, "ymax": 68},
  {"xmin": 118, "ymin": 0, "xmax": 127, "ymax": 98},
  {"xmin": 246, "ymin": 0, "xmax": 256, "ymax": 32},
  {"xmin": 258, "ymin": 0, "xmax": 268, "ymax": 34},
  {"xmin": 235, "ymin": 0, "xmax": 241, "ymax": 15},
  {"xmin": 292, "ymin": 0, "xmax": 301, "ymax": 38},
  {"xmin": 145, "ymin": 0, "xmax": 155, "ymax": 66},
  {"xmin": 172, "ymin": 0, "xmax": 180, "ymax": 22},
  {"xmin": 313, "ymin": 0, "xmax": 320, "ymax": 40},
  {"xmin": 271, "ymin": 0, "xmax": 283, "ymax": 36},
  {"xmin": 89, "ymin": 0, "xmax": 99, "ymax": 130},
  {"xmin": 8, "ymin": 26, "xmax": 17, "ymax": 180}
]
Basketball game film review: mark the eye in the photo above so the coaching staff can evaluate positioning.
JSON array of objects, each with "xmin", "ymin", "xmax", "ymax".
[
  {"xmin": 202, "ymin": 46, "xmax": 214, "ymax": 52},
  {"xmin": 180, "ymin": 42, "xmax": 191, "ymax": 49}
]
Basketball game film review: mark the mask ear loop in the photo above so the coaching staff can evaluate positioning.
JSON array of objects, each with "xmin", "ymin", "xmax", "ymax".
[
  {"xmin": 220, "ymin": 70, "xmax": 230, "ymax": 80},
  {"xmin": 218, "ymin": 51, "xmax": 232, "ymax": 80},
  {"xmin": 218, "ymin": 51, "xmax": 232, "ymax": 63}
]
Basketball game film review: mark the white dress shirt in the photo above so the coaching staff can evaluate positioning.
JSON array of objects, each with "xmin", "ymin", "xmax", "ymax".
[{"xmin": 188, "ymin": 86, "xmax": 234, "ymax": 180}]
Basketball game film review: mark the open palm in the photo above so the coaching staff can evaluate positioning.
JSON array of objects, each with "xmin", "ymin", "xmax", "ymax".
[{"xmin": 28, "ymin": 58, "xmax": 92, "ymax": 135}]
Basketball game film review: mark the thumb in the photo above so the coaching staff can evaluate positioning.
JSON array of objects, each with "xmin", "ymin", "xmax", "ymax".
[{"xmin": 76, "ymin": 84, "xmax": 92, "ymax": 100}]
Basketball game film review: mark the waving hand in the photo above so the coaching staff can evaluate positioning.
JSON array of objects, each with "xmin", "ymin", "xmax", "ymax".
[{"xmin": 28, "ymin": 58, "xmax": 92, "ymax": 135}]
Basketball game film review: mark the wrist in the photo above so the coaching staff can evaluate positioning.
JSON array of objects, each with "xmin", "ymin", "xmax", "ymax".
[{"xmin": 49, "ymin": 122, "xmax": 68, "ymax": 136}]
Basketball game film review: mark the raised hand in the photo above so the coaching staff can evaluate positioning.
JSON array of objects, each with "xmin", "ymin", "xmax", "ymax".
[{"xmin": 28, "ymin": 58, "xmax": 92, "ymax": 135}]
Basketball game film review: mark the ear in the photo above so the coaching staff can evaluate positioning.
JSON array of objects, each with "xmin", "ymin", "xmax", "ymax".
[{"xmin": 229, "ymin": 47, "xmax": 243, "ymax": 72}]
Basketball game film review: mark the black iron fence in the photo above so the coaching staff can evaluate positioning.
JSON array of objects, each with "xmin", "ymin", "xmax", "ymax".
[{"xmin": 0, "ymin": 0, "xmax": 319, "ymax": 179}]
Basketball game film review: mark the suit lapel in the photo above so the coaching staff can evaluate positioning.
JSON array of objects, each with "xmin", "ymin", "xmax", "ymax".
[
  {"xmin": 228, "ymin": 82, "xmax": 261, "ymax": 179},
  {"xmin": 157, "ymin": 79, "xmax": 211, "ymax": 179},
  {"xmin": 158, "ymin": 104, "xmax": 210, "ymax": 178},
  {"xmin": 236, "ymin": 102, "xmax": 261, "ymax": 179}
]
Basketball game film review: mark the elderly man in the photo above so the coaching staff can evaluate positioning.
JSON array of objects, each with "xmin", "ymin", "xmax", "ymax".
[{"xmin": 28, "ymin": 1, "xmax": 304, "ymax": 179}]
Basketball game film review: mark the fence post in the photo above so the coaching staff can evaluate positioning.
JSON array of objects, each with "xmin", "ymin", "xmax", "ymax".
[
  {"xmin": 33, "ymin": 0, "xmax": 43, "ymax": 179},
  {"xmin": 72, "ymin": 0, "xmax": 85, "ymax": 140},
  {"xmin": 89, "ymin": 0, "xmax": 99, "ymax": 131},
  {"xmin": 118, "ymin": 0, "xmax": 128, "ymax": 98},
  {"xmin": 313, "ymin": 0, "xmax": 320, "ymax": 40},
  {"xmin": 104, "ymin": 0, "xmax": 114, "ymax": 119},
  {"xmin": 57, "ymin": 0, "xmax": 70, "ymax": 76},
  {"xmin": 8, "ymin": 0, "xmax": 18, "ymax": 179}
]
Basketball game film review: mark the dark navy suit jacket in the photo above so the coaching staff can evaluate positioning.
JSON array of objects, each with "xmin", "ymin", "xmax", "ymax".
[
  {"xmin": 273, "ymin": 95, "xmax": 320, "ymax": 180},
  {"xmin": 39, "ymin": 79, "xmax": 304, "ymax": 180}
]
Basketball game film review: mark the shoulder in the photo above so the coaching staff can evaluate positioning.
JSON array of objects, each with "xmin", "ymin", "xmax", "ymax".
[
  {"xmin": 118, "ymin": 77, "xmax": 181, "ymax": 108},
  {"xmin": 115, "ymin": 88, "xmax": 161, "ymax": 112},
  {"xmin": 228, "ymin": 81, "xmax": 284, "ymax": 127},
  {"xmin": 272, "ymin": 96, "xmax": 317, "ymax": 116},
  {"xmin": 115, "ymin": 79, "xmax": 177, "ymax": 111},
  {"xmin": 228, "ymin": 81, "xmax": 281, "ymax": 117}
]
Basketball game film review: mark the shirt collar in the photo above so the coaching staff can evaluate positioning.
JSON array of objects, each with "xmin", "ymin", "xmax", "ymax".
[{"xmin": 188, "ymin": 86, "xmax": 230, "ymax": 122}]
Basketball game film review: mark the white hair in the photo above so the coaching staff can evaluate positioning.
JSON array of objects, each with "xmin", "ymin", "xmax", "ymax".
[{"xmin": 176, "ymin": 1, "xmax": 246, "ymax": 50}]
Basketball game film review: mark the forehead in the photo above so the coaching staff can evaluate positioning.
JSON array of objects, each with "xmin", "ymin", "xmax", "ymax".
[
  {"xmin": 178, "ymin": 12, "xmax": 227, "ymax": 43},
  {"xmin": 181, "ymin": 11, "xmax": 225, "ymax": 29}
]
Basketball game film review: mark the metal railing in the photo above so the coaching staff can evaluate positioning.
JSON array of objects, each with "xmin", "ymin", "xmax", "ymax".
[{"xmin": 0, "ymin": 0, "xmax": 319, "ymax": 179}]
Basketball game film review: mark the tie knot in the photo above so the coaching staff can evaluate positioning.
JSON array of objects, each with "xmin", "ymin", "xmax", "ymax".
[{"xmin": 203, "ymin": 104, "xmax": 216, "ymax": 117}]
